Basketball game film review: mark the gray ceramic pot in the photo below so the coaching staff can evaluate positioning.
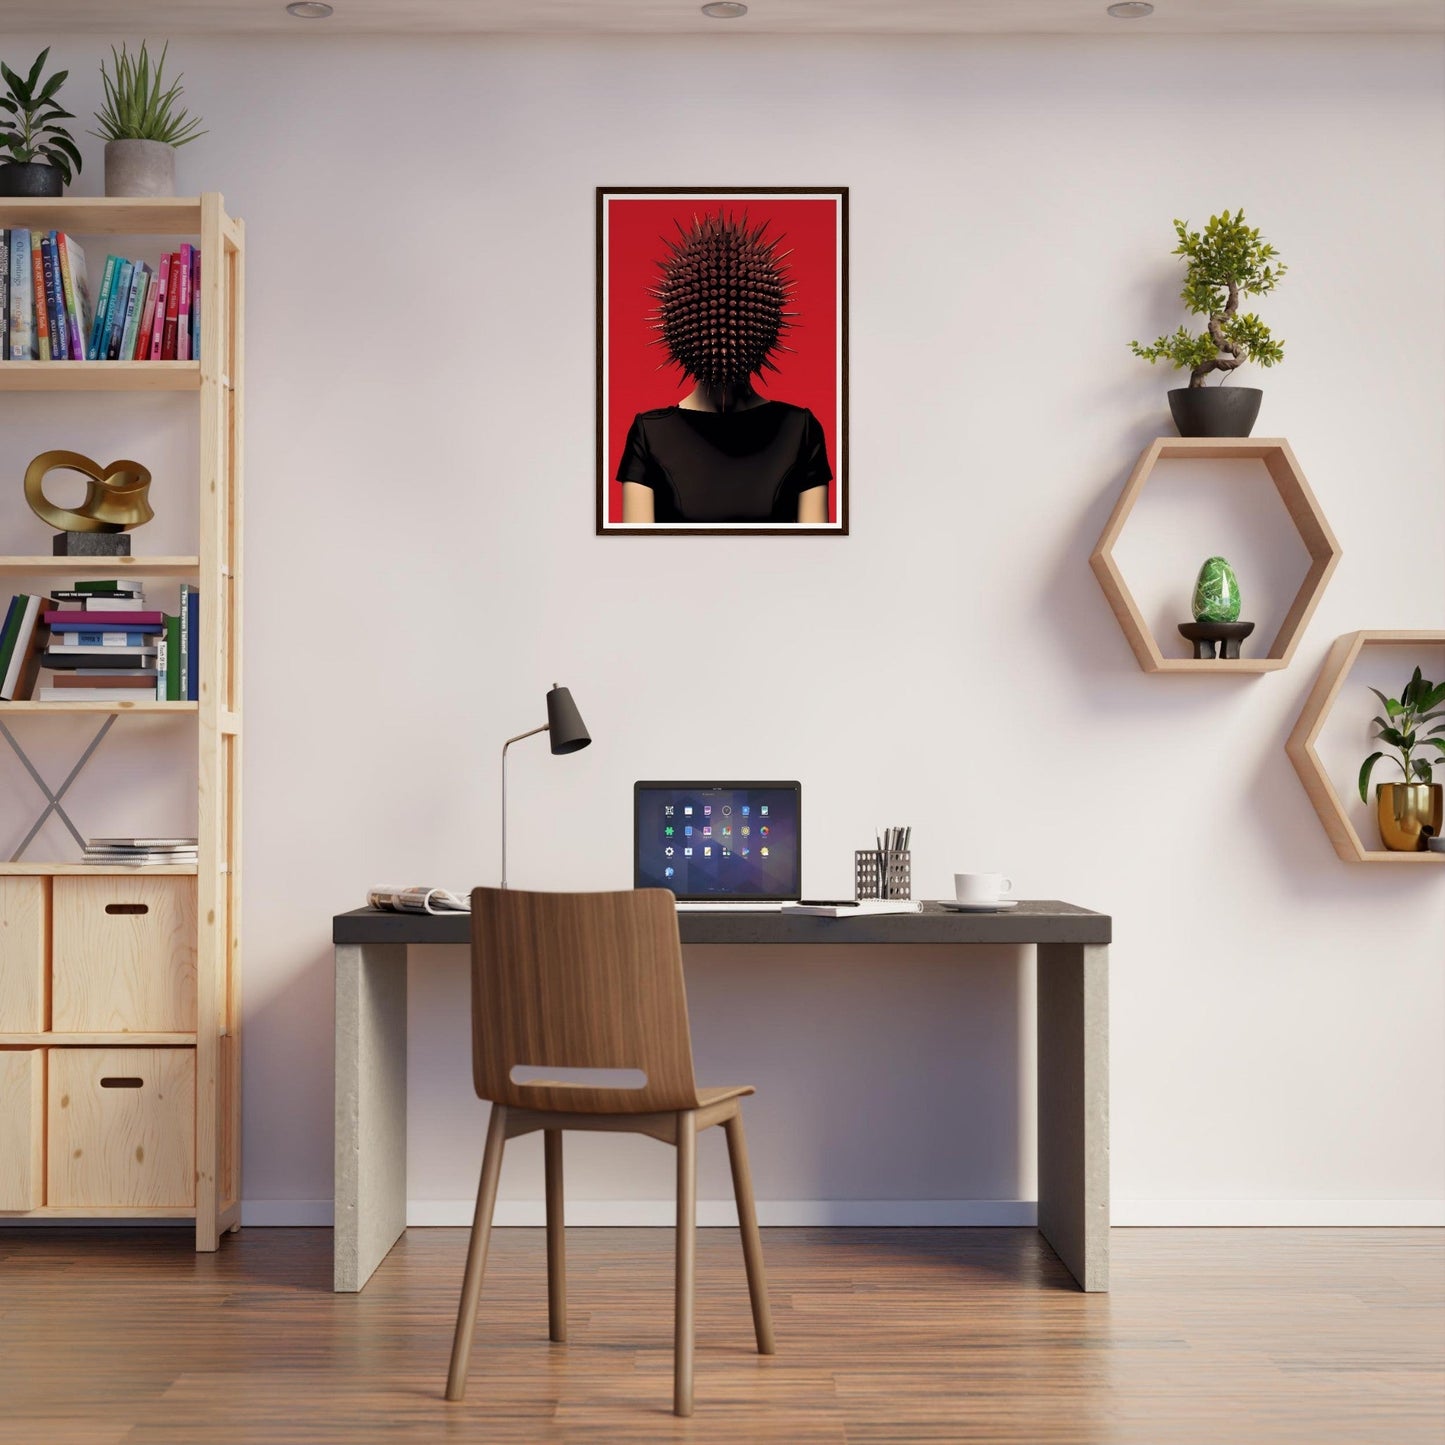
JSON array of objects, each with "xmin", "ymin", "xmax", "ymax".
[{"xmin": 104, "ymin": 139, "xmax": 176, "ymax": 198}]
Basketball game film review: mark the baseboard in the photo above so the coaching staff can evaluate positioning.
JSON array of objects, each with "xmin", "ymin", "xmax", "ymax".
[
  {"xmin": 1113, "ymin": 1199, "xmax": 1445, "ymax": 1227},
  {"xmin": 232, "ymin": 1198, "xmax": 1445, "ymax": 1229}
]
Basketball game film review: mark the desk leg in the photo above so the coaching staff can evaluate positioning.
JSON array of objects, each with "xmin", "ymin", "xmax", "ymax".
[
  {"xmin": 1036, "ymin": 942, "xmax": 1109, "ymax": 1292},
  {"xmin": 334, "ymin": 942, "xmax": 409, "ymax": 1292}
]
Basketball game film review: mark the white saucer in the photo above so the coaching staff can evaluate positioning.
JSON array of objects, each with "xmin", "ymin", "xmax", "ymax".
[{"xmin": 934, "ymin": 898, "xmax": 1019, "ymax": 912}]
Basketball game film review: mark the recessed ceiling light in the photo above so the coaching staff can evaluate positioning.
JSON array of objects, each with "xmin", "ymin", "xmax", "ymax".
[
  {"xmin": 286, "ymin": 1, "xmax": 334, "ymax": 17},
  {"xmin": 701, "ymin": 2, "xmax": 749, "ymax": 17},
  {"xmin": 1106, "ymin": 1, "xmax": 1154, "ymax": 16}
]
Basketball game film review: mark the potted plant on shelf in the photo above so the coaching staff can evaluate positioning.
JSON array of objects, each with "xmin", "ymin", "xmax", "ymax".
[
  {"xmin": 1130, "ymin": 210, "xmax": 1286, "ymax": 438},
  {"xmin": 1358, "ymin": 667, "xmax": 1445, "ymax": 851},
  {"xmin": 92, "ymin": 42, "xmax": 205, "ymax": 199},
  {"xmin": 0, "ymin": 49, "xmax": 83, "ymax": 198}
]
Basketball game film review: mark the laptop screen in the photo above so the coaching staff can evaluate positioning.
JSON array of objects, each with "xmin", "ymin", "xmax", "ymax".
[{"xmin": 634, "ymin": 781, "xmax": 802, "ymax": 901}]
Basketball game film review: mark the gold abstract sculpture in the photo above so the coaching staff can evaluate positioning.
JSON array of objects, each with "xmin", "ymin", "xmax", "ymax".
[{"xmin": 24, "ymin": 450, "xmax": 154, "ymax": 533}]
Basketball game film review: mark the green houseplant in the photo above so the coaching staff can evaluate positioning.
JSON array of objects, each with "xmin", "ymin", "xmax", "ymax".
[
  {"xmin": 1358, "ymin": 667, "xmax": 1445, "ymax": 851},
  {"xmin": 1131, "ymin": 210, "xmax": 1286, "ymax": 438},
  {"xmin": 0, "ymin": 49, "xmax": 83, "ymax": 197},
  {"xmin": 92, "ymin": 42, "xmax": 205, "ymax": 198}
]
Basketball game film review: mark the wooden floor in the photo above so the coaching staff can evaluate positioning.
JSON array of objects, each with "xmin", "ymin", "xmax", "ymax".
[{"xmin": 0, "ymin": 1227, "xmax": 1441, "ymax": 1443}]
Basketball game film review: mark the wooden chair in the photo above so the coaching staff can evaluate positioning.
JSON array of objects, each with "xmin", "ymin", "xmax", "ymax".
[{"xmin": 445, "ymin": 886, "xmax": 776, "ymax": 1417}]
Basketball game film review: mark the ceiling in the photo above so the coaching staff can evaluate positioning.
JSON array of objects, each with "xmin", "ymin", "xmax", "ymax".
[{"xmin": 6, "ymin": 0, "xmax": 1444, "ymax": 36}]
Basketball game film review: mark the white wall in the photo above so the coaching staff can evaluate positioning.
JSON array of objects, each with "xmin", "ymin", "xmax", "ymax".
[{"xmin": 2, "ymin": 32, "xmax": 1442, "ymax": 1226}]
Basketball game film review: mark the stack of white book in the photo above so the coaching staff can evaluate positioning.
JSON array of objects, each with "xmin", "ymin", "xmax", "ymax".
[{"xmin": 83, "ymin": 837, "xmax": 199, "ymax": 867}]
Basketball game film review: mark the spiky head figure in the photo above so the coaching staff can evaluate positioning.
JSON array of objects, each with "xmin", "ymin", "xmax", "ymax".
[{"xmin": 649, "ymin": 211, "xmax": 794, "ymax": 389}]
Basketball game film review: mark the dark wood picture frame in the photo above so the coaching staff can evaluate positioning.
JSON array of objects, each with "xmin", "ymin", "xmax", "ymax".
[{"xmin": 596, "ymin": 186, "xmax": 849, "ymax": 537}]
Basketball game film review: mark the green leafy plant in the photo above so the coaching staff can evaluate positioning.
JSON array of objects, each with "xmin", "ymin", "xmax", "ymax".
[
  {"xmin": 0, "ymin": 48, "xmax": 83, "ymax": 183},
  {"xmin": 1131, "ymin": 210, "xmax": 1285, "ymax": 388},
  {"xmin": 91, "ymin": 42, "xmax": 205, "ymax": 148},
  {"xmin": 1358, "ymin": 668, "xmax": 1445, "ymax": 801}
]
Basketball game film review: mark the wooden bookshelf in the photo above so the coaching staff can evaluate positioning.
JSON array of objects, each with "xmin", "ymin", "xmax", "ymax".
[
  {"xmin": 0, "ymin": 361, "xmax": 201, "ymax": 391},
  {"xmin": 0, "ymin": 556, "xmax": 201, "ymax": 573},
  {"xmin": 1090, "ymin": 437, "xmax": 1343, "ymax": 674},
  {"xmin": 0, "ymin": 194, "xmax": 243, "ymax": 1248},
  {"xmin": 1285, "ymin": 630, "xmax": 1445, "ymax": 865}
]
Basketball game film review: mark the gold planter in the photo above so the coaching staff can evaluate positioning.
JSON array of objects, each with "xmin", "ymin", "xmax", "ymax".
[{"xmin": 1376, "ymin": 782, "xmax": 1444, "ymax": 852}]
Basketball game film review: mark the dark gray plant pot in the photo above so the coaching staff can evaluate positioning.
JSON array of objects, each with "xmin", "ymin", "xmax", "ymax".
[
  {"xmin": 1168, "ymin": 387, "xmax": 1263, "ymax": 438},
  {"xmin": 0, "ymin": 161, "xmax": 64, "ymax": 197}
]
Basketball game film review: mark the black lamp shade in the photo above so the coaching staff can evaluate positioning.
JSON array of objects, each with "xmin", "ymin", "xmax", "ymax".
[{"xmin": 546, "ymin": 685, "xmax": 591, "ymax": 755}]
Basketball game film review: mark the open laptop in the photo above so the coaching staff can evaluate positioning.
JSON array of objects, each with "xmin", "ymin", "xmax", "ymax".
[{"xmin": 634, "ymin": 781, "xmax": 801, "ymax": 910}]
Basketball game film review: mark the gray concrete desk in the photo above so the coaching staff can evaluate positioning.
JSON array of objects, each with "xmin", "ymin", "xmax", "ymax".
[{"xmin": 332, "ymin": 900, "xmax": 1110, "ymax": 1294}]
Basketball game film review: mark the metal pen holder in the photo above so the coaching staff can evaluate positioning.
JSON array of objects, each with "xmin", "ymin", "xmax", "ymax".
[{"xmin": 855, "ymin": 849, "xmax": 911, "ymax": 901}]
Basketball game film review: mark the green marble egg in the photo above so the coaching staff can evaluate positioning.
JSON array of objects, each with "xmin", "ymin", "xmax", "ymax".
[{"xmin": 1192, "ymin": 556, "xmax": 1241, "ymax": 623}]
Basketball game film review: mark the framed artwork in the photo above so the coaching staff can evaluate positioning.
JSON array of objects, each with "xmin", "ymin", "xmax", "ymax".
[{"xmin": 596, "ymin": 186, "xmax": 848, "ymax": 536}]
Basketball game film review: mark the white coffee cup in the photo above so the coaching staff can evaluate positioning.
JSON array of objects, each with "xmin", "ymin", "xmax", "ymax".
[{"xmin": 954, "ymin": 872, "xmax": 1013, "ymax": 905}]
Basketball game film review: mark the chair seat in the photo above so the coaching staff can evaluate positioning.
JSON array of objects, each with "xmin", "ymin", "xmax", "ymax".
[{"xmin": 697, "ymin": 1085, "xmax": 755, "ymax": 1107}]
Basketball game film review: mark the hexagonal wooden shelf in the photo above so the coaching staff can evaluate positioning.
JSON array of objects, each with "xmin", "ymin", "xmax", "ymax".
[
  {"xmin": 1286, "ymin": 630, "xmax": 1445, "ymax": 865},
  {"xmin": 1090, "ymin": 437, "xmax": 1343, "ymax": 674}
]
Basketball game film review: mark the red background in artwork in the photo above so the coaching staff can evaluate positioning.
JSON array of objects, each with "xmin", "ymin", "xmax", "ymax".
[{"xmin": 603, "ymin": 195, "xmax": 840, "ymax": 524}]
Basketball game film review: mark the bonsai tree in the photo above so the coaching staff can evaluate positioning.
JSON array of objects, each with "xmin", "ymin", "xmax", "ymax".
[
  {"xmin": 0, "ymin": 48, "xmax": 83, "ymax": 184},
  {"xmin": 1358, "ymin": 667, "xmax": 1445, "ymax": 801},
  {"xmin": 1131, "ymin": 210, "xmax": 1285, "ymax": 388},
  {"xmin": 91, "ymin": 42, "xmax": 206, "ymax": 149}
]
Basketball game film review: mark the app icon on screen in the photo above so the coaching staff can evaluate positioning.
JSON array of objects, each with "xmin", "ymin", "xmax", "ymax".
[
  {"xmin": 684, "ymin": 848, "xmax": 693, "ymax": 856},
  {"xmin": 742, "ymin": 805, "xmax": 750, "ymax": 817},
  {"xmin": 702, "ymin": 826, "xmax": 711, "ymax": 836},
  {"xmin": 665, "ymin": 866, "xmax": 675, "ymax": 878},
  {"xmin": 703, "ymin": 846, "xmax": 712, "ymax": 857},
  {"xmin": 721, "ymin": 826, "xmax": 731, "ymax": 837},
  {"xmin": 741, "ymin": 826, "xmax": 750, "ymax": 837},
  {"xmin": 684, "ymin": 825, "xmax": 693, "ymax": 837},
  {"xmin": 760, "ymin": 847, "xmax": 769, "ymax": 857},
  {"xmin": 740, "ymin": 847, "xmax": 750, "ymax": 857},
  {"xmin": 760, "ymin": 805, "xmax": 769, "ymax": 816},
  {"xmin": 759, "ymin": 825, "xmax": 769, "ymax": 837},
  {"xmin": 664, "ymin": 805, "xmax": 674, "ymax": 816},
  {"xmin": 665, "ymin": 846, "xmax": 674, "ymax": 857},
  {"xmin": 684, "ymin": 805, "xmax": 693, "ymax": 815},
  {"xmin": 722, "ymin": 848, "xmax": 731, "ymax": 857},
  {"xmin": 722, "ymin": 805, "xmax": 731, "ymax": 816},
  {"xmin": 704, "ymin": 805, "xmax": 712, "ymax": 816},
  {"xmin": 665, "ymin": 826, "xmax": 675, "ymax": 837}
]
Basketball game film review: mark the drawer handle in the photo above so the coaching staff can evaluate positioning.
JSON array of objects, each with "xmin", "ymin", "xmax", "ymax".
[
  {"xmin": 100, "ymin": 1076, "xmax": 144, "ymax": 1089},
  {"xmin": 105, "ymin": 903, "xmax": 149, "ymax": 915}
]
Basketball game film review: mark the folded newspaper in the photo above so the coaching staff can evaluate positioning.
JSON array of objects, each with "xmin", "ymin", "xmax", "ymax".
[{"xmin": 367, "ymin": 886, "xmax": 472, "ymax": 915}]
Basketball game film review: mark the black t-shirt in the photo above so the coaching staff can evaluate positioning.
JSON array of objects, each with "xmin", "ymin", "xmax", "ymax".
[{"xmin": 617, "ymin": 401, "xmax": 832, "ymax": 524}]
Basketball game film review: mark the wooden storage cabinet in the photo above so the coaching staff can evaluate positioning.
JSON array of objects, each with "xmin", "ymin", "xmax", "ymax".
[
  {"xmin": 0, "ymin": 877, "xmax": 48, "ymax": 1031},
  {"xmin": 51, "ymin": 876, "xmax": 197, "ymax": 1033},
  {"xmin": 0, "ymin": 1049, "xmax": 44, "ymax": 1210},
  {"xmin": 47, "ymin": 1048, "xmax": 196, "ymax": 1208}
]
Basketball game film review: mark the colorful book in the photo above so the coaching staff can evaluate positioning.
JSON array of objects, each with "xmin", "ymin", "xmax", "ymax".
[
  {"xmin": 89, "ymin": 253, "xmax": 120, "ymax": 359},
  {"xmin": 165, "ymin": 613, "xmax": 181, "ymax": 701},
  {"xmin": 187, "ymin": 586, "xmax": 200, "ymax": 701},
  {"xmin": 176, "ymin": 244, "xmax": 193, "ymax": 363},
  {"xmin": 0, "ymin": 230, "xmax": 9, "ymax": 360},
  {"xmin": 41, "ymin": 234, "xmax": 67, "ymax": 360},
  {"xmin": 9, "ymin": 229, "xmax": 33, "ymax": 359},
  {"xmin": 1, "ymin": 595, "xmax": 47, "ymax": 700},
  {"xmin": 134, "ymin": 269, "xmax": 159, "ymax": 359},
  {"xmin": 74, "ymin": 578, "xmax": 131, "ymax": 594},
  {"xmin": 0, "ymin": 595, "xmax": 24, "ymax": 678},
  {"xmin": 30, "ymin": 233, "xmax": 50, "ymax": 362},
  {"xmin": 45, "ymin": 648, "xmax": 156, "ymax": 669},
  {"xmin": 154, "ymin": 634, "xmax": 168, "ymax": 699},
  {"xmin": 57, "ymin": 233, "xmax": 90, "ymax": 361},
  {"xmin": 148, "ymin": 253, "xmax": 171, "ymax": 359},
  {"xmin": 161, "ymin": 252, "xmax": 181, "ymax": 360},
  {"xmin": 118, "ymin": 263, "xmax": 149, "ymax": 363},
  {"xmin": 190, "ymin": 248, "xmax": 200, "ymax": 359},
  {"xmin": 104, "ymin": 261, "xmax": 137, "ymax": 361},
  {"xmin": 45, "ymin": 610, "xmax": 164, "ymax": 628},
  {"xmin": 51, "ymin": 589, "xmax": 144, "ymax": 603}
]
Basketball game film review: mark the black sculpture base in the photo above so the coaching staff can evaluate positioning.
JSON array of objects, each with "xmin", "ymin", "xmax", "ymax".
[
  {"xmin": 1178, "ymin": 620, "xmax": 1256, "ymax": 660},
  {"xmin": 53, "ymin": 532, "xmax": 131, "ymax": 556}
]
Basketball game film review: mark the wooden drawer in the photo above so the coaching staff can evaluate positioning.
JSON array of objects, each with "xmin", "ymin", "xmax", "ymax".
[
  {"xmin": 0, "ymin": 1049, "xmax": 45, "ymax": 1210},
  {"xmin": 48, "ymin": 1048, "xmax": 195, "ymax": 1208},
  {"xmin": 51, "ymin": 876, "xmax": 197, "ymax": 1033},
  {"xmin": 0, "ymin": 877, "xmax": 48, "ymax": 1032}
]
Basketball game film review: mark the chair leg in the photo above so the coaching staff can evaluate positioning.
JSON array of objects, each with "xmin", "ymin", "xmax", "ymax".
[
  {"xmin": 723, "ymin": 1111, "xmax": 776, "ymax": 1355},
  {"xmin": 544, "ymin": 1129, "xmax": 566, "ymax": 1343},
  {"xmin": 445, "ymin": 1103, "xmax": 508, "ymax": 1402},
  {"xmin": 674, "ymin": 1110, "xmax": 698, "ymax": 1418}
]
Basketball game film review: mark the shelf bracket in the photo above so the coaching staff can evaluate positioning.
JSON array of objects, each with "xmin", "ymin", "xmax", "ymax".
[{"xmin": 1, "ymin": 715, "xmax": 116, "ymax": 861}]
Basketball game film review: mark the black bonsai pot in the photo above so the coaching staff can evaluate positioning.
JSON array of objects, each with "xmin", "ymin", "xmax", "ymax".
[
  {"xmin": 1168, "ymin": 386, "xmax": 1262, "ymax": 438},
  {"xmin": 0, "ymin": 161, "xmax": 64, "ymax": 197}
]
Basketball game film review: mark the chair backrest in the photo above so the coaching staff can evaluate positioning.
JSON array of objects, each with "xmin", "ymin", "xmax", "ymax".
[{"xmin": 469, "ymin": 887, "xmax": 702, "ymax": 1115}]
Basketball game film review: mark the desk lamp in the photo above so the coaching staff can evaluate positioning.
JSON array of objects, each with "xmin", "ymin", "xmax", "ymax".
[{"xmin": 500, "ymin": 684, "xmax": 590, "ymax": 887}]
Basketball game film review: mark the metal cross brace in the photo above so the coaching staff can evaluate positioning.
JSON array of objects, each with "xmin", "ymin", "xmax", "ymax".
[{"xmin": 1, "ymin": 715, "xmax": 117, "ymax": 861}]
